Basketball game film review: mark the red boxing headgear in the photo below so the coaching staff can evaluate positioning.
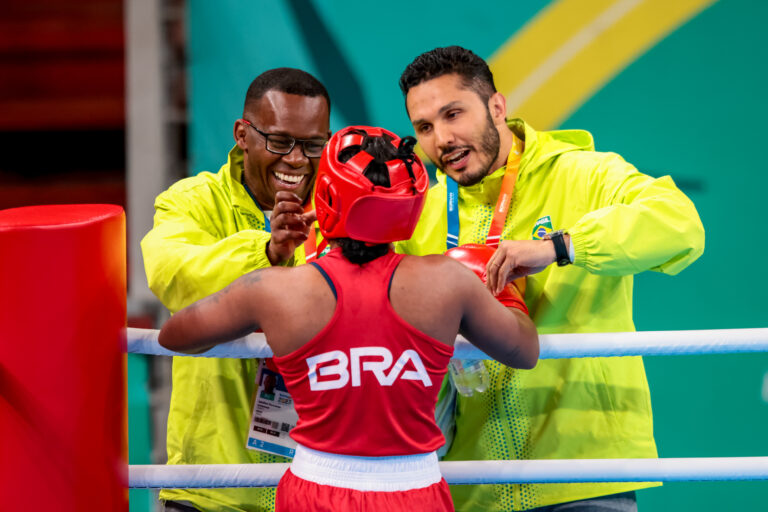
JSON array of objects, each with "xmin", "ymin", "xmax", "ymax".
[{"xmin": 315, "ymin": 126, "xmax": 429, "ymax": 244}]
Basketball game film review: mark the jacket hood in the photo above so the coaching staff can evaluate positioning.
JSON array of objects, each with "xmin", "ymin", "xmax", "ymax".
[
  {"xmin": 226, "ymin": 144, "xmax": 246, "ymax": 182},
  {"xmin": 511, "ymin": 118, "xmax": 594, "ymax": 174}
]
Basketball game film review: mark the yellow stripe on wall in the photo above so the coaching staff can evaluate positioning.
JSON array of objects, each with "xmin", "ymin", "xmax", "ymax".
[{"xmin": 489, "ymin": 0, "xmax": 717, "ymax": 130}]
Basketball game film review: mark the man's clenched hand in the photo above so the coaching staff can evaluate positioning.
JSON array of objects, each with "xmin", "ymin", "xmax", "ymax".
[{"xmin": 266, "ymin": 191, "xmax": 316, "ymax": 265}]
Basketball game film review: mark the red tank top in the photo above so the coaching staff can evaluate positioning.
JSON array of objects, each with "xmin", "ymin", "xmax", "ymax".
[{"xmin": 272, "ymin": 248, "xmax": 453, "ymax": 456}]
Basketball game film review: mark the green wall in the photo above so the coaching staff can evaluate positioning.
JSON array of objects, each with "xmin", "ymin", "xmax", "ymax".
[
  {"xmin": 186, "ymin": 0, "xmax": 551, "ymax": 173},
  {"xmin": 563, "ymin": 1, "xmax": 768, "ymax": 508},
  {"xmin": 181, "ymin": 1, "xmax": 768, "ymax": 510},
  {"xmin": 128, "ymin": 354, "xmax": 154, "ymax": 511}
]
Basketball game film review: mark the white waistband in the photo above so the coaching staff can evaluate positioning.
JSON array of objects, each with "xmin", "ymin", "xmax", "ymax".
[{"xmin": 289, "ymin": 444, "xmax": 442, "ymax": 492}]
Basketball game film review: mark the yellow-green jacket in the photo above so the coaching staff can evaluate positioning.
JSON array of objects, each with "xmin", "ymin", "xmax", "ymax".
[
  {"xmin": 396, "ymin": 119, "xmax": 705, "ymax": 510},
  {"xmin": 141, "ymin": 146, "xmax": 304, "ymax": 511}
]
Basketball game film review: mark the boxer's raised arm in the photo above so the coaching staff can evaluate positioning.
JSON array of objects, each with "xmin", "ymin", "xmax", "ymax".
[
  {"xmin": 158, "ymin": 268, "xmax": 271, "ymax": 353},
  {"xmin": 447, "ymin": 257, "xmax": 539, "ymax": 369}
]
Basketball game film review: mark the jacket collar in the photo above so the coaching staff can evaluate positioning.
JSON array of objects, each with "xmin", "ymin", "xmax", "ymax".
[{"xmin": 224, "ymin": 145, "xmax": 264, "ymax": 214}]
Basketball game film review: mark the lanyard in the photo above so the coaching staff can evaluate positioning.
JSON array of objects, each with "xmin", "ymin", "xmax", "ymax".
[
  {"xmin": 446, "ymin": 134, "xmax": 523, "ymax": 248},
  {"xmin": 242, "ymin": 177, "xmax": 271, "ymax": 232}
]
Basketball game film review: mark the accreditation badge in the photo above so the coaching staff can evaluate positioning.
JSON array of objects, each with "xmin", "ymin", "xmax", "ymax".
[{"xmin": 246, "ymin": 358, "xmax": 298, "ymax": 458}]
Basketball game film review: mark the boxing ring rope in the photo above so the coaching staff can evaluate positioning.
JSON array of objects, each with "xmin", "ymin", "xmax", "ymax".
[
  {"xmin": 129, "ymin": 457, "xmax": 768, "ymax": 488},
  {"xmin": 127, "ymin": 326, "xmax": 768, "ymax": 488},
  {"xmin": 127, "ymin": 326, "xmax": 768, "ymax": 359}
]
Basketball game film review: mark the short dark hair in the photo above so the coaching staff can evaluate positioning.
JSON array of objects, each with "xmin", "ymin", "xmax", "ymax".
[
  {"xmin": 399, "ymin": 46, "xmax": 496, "ymax": 103},
  {"xmin": 243, "ymin": 67, "xmax": 331, "ymax": 114},
  {"xmin": 335, "ymin": 131, "xmax": 418, "ymax": 265}
]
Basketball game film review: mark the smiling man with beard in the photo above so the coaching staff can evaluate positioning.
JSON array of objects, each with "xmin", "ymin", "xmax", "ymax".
[
  {"xmin": 396, "ymin": 46, "xmax": 705, "ymax": 512},
  {"xmin": 141, "ymin": 68, "xmax": 330, "ymax": 512}
]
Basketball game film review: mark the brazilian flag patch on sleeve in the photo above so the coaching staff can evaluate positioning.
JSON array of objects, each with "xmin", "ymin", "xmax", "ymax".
[{"xmin": 531, "ymin": 215, "xmax": 554, "ymax": 240}]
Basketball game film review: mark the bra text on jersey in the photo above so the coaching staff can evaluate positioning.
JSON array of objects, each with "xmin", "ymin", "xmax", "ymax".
[{"xmin": 306, "ymin": 347, "xmax": 432, "ymax": 391}]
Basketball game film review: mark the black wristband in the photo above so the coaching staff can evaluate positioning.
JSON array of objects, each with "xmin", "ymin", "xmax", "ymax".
[{"xmin": 548, "ymin": 230, "xmax": 571, "ymax": 267}]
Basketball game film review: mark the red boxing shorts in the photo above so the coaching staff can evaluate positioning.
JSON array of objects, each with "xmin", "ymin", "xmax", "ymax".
[{"xmin": 275, "ymin": 444, "xmax": 453, "ymax": 512}]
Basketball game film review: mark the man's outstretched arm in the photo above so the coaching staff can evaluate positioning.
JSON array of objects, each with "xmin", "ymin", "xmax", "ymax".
[{"xmin": 484, "ymin": 152, "xmax": 705, "ymax": 292}]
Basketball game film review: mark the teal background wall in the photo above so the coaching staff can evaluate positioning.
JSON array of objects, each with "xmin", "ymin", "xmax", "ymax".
[
  {"xmin": 563, "ymin": 1, "xmax": 768, "ymax": 509},
  {"xmin": 186, "ymin": 0, "xmax": 552, "ymax": 173},
  {"xmin": 128, "ymin": 354, "xmax": 154, "ymax": 511},
  {"xmin": 181, "ymin": 1, "xmax": 767, "ymax": 510}
]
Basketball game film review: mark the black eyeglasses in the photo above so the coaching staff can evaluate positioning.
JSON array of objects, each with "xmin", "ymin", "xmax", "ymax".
[{"xmin": 242, "ymin": 119, "xmax": 327, "ymax": 158}]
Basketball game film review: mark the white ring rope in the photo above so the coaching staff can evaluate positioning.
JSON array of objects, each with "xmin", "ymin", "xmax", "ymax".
[
  {"xmin": 127, "ymin": 327, "xmax": 768, "ymax": 489},
  {"xmin": 128, "ymin": 457, "xmax": 768, "ymax": 488},
  {"xmin": 127, "ymin": 327, "xmax": 768, "ymax": 359}
]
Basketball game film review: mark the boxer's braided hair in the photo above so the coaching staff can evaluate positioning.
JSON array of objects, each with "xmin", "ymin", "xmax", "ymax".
[{"xmin": 336, "ymin": 130, "xmax": 418, "ymax": 264}]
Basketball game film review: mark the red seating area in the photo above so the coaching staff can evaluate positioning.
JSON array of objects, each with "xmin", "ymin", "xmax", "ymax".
[{"xmin": 0, "ymin": 0, "xmax": 125, "ymax": 210}]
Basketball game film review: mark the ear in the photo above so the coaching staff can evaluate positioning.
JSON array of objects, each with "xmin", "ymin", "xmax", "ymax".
[
  {"xmin": 234, "ymin": 119, "xmax": 248, "ymax": 151},
  {"xmin": 488, "ymin": 92, "xmax": 508, "ymax": 125}
]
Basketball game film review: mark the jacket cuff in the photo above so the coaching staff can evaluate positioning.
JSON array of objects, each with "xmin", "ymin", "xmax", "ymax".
[
  {"xmin": 568, "ymin": 228, "xmax": 588, "ymax": 268},
  {"xmin": 279, "ymin": 254, "xmax": 296, "ymax": 267},
  {"xmin": 254, "ymin": 231, "xmax": 275, "ymax": 268},
  {"xmin": 260, "ymin": 236, "xmax": 298, "ymax": 268}
]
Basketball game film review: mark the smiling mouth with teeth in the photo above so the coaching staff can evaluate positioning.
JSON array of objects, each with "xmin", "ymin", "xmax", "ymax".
[
  {"xmin": 273, "ymin": 171, "xmax": 305, "ymax": 185},
  {"xmin": 443, "ymin": 149, "xmax": 470, "ymax": 167}
]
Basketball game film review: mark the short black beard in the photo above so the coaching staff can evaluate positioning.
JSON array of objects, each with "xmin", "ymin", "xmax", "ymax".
[{"xmin": 454, "ymin": 111, "xmax": 500, "ymax": 187}]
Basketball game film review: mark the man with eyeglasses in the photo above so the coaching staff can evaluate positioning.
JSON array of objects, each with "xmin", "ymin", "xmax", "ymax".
[{"xmin": 141, "ymin": 67, "xmax": 330, "ymax": 512}]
